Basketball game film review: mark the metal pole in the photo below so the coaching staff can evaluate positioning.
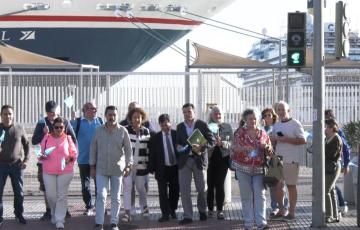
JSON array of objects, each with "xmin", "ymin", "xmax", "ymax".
[
  {"xmin": 106, "ymin": 74, "xmax": 111, "ymax": 106},
  {"xmin": 312, "ymin": 0, "xmax": 326, "ymax": 227},
  {"xmin": 278, "ymin": 40, "xmax": 282, "ymax": 101},
  {"xmin": 358, "ymin": 145, "xmax": 360, "ymax": 226},
  {"xmin": 185, "ymin": 39, "xmax": 190, "ymax": 103}
]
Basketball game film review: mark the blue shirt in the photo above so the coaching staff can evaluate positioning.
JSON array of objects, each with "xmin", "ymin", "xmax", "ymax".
[
  {"xmin": 71, "ymin": 117, "xmax": 102, "ymax": 164},
  {"xmin": 338, "ymin": 128, "xmax": 350, "ymax": 168}
]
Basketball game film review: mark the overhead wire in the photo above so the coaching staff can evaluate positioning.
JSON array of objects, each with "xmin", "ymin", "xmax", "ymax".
[{"xmin": 129, "ymin": 14, "xmax": 196, "ymax": 61}]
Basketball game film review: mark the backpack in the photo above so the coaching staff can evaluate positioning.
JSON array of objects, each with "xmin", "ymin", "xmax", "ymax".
[
  {"xmin": 263, "ymin": 153, "xmax": 284, "ymax": 188},
  {"xmin": 75, "ymin": 117, "xmax": 103, "ymax": 137}
]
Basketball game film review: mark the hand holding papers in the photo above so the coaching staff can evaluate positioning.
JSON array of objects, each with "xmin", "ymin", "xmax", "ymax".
[{"xmin": 187, "ymin": 129, "xmax": 207, "ymax": 156}]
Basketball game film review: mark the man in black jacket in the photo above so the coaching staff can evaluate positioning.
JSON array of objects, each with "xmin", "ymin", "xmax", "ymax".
[
  {"xmin": 148, "ymin": 114, "xmax": 179, "ymax": 222},
  {"xmin": 176, "ymin": 103, "xmax": 215, "ymax": 225}
]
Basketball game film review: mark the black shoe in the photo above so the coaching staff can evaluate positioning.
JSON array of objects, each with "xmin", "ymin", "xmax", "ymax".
[
  {"xmin": 0, "ymin": 218, "xmax": 3, "ymax": 227},
  {"xmin": 40, "ymin": 211, "xmax": 51, "ymax": 221},
  {"xmin": 15, "ymin": 214, "xmax": 27, "ymax": 224},
  {"xmin": 179, "ymin": 218, "xmax": 193, "ymax": 225},
  {"xmin": 170, "ymin": 211, "xmax": 177, "ymax": 219},
  {"xmin": 66, "ymin": 210, "xmax": 71, "ymax": 218},
  {"xmin": 94, "ymin": 224, "xmax": 104, "ymax": 230},
  {"xmin": 199, "ymin": 212, "xmax": 207, "ymax": 221},
  {"xmin": 158, "ymin": 216, "xmax": 170, "ymax": 222}
]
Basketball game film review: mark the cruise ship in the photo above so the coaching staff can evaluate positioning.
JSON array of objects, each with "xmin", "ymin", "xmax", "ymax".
[{"xmin": 0, "ymin": 0, "xmax": 234, "ymax": 71}]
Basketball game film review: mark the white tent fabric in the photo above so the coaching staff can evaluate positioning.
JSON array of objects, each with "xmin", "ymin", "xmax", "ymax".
[
  {"xmin": 0, "ymin": 42, "xmax": 77, "ymax": 66},
  {"xmin": 190, "ymin": 43, "xmax": 274, "ymax": 68}
]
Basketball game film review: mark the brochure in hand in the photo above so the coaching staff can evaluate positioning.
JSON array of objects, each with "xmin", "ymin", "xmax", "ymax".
[{"xmin": 187, "ymin": 129, "xmax": 207, "ymax": 146}]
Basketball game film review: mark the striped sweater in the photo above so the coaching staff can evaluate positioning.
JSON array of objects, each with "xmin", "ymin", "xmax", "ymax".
[{"xmin": 126, "ymin": 125, "xmax": 151, "ymax": 176}]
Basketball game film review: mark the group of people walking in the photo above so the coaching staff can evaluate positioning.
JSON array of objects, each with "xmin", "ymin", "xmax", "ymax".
[{"xmin": 0, "ymin": 99, "xmax": 350, "ymax": 229}]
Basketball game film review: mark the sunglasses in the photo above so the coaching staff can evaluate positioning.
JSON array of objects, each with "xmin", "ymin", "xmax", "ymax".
[{"xmin": 54, "ymin": 126, "xmax": 64, "ymax": 130}]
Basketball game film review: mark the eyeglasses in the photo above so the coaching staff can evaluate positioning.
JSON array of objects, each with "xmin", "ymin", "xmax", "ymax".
[
  {"xmin": 54, "ymin": 125, "xmax": 64, "ymax": 130},
  {"xmin": 263, "ymin": 114, "xmax": 272, "ymax": 118}
]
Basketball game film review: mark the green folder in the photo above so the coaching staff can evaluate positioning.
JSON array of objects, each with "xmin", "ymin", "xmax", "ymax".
[{"xmin": 187, "ymin": 129, "xmax": 207, "ymax": 146}]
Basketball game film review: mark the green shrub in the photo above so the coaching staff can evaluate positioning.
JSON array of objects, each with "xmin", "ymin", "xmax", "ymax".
[{"xmin": 342, "ymin": 121, "xmax": 360, "ymax": 149}]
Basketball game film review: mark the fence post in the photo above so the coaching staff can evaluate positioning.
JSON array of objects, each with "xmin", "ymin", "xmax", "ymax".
[
  {"xmin": 106, "ymin": 74, "xmax": 111, "ymax": 106},
  {"xmin": 8, "ymin": 68, "xmax": 13, "ymax": 105}
]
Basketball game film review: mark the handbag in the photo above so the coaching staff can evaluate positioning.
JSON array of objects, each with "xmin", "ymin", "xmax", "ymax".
[{"xmin": 263, "ymin": 153, "xmax": 283, "ymax": 187}]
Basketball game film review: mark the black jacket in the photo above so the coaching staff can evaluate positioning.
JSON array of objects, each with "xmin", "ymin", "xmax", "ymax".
[
  {"xmin": 176, "ymin": 119, "xmax": 215, "ymax": 170},
  {"xmin": 148, "ymin": 129, "xmax": 178, "ymax": 180}
]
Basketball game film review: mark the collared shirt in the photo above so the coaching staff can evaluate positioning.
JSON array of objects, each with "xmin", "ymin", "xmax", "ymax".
[
  {"xmin": 185, "ymin": 119, "xmax": 196, "ymax": 137},
  {"xmin": 162, "ymin": 131, "xmax": 177, "ymax": 166},
  {"xmin": 70, "ymin": 117, "xmax": 102, "ymax": 164},
  {"xmin": 89, "ymin": 123, "xmax": 133, "ymax": 176}
]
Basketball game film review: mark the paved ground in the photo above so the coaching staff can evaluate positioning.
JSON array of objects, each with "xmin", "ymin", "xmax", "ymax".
[{"xmin": 1, "ymin": 167, "xmax": 359, "ymax": 229}]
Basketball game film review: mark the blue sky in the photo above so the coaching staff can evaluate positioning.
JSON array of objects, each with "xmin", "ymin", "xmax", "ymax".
[{"xmin": 136, "ymin": 0, "xmax": 360, "ymax": 72}]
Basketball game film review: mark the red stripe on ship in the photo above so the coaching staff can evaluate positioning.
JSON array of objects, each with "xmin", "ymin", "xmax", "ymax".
[{"xmin": 0, "ymin": 15, "xmax": 202, "ymax": 25}]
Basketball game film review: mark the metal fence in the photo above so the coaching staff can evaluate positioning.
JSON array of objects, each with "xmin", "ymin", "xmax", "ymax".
[
  {"xmin": 1, "ymin": 70, "xmax": 360, "ymax": 194},
  {"xmin": 1, "ymin": 70, "xmax": 360, "ymax": 128}
]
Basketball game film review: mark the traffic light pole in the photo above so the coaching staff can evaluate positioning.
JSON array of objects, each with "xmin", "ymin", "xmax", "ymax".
[{"xmin": 312, "ymin": 0, "xmax": 326, "ymax": 227}]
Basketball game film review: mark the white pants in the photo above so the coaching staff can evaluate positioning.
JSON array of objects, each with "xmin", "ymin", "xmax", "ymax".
[
  {"xmin": 43, "ymin": 173, "xmax": 73, "ymax": 225},
  {"xmin": 123, "ymin": 169, "xmax": 147, "ymax": 211}
]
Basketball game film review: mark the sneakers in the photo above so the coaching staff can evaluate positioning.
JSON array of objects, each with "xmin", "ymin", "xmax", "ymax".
[
  {"xmin": 179, "ymin": 218, "xmax": 193, "ymax": 225},
  {"xmin": 83, "ymin": 208, "xmax": 94, "ymax": 216},
  {"xmin": 56, "ymin": 222, "xmax": 64, "ymax": 229},
  {"xmin": 339, "ymin": 203, "xmax": 348, "ymax": 216},
  {"xmin": 282, "ymin": 214, "xmax": 296, "ymax": 222},
  {"xmin": 217, "ymin": 211, "xmax": 225, "ymax": 220},
  {"xmin": 94, "ymin": 224, "xmax": 104, "ymax": 230},
  {"xmin": 15, "ymin": 214, "xmax": 27, "ymax": 224},
  {"xmin": 270, "ymin": 212, "xmax": 284, "ymax": 221},
  {"xmin": 142, "ymin": 206, "xmax": 149, "ymax": 217},
  {"xmin": 208, "ymin": 210, "xmax": 215, "ymax": 218},
  {"xmin": 40, "ymin": 211, "xmax": 52, "ymax": 221},
  {"xmin": 110, "ymin": 223, "xmax": 119, "ymax": 230}
]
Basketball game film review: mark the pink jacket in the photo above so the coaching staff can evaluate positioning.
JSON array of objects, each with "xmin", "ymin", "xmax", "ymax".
[{"xmin": 40, "ymin": 133, "xmax": 77, "ymax": 175}]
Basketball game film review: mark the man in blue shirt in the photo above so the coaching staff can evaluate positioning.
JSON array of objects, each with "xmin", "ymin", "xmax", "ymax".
[{"xmin": 71, "ymin": 102, "xmax": 103, "ymax": 215}]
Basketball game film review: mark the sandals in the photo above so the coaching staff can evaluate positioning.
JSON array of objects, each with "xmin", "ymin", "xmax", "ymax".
[{"xmin": 121, "ymin": 213, "xmax": 131, "ymax": 223}]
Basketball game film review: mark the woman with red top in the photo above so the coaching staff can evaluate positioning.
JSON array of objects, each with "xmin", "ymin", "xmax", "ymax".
[
  {"xmin": 231, "ymin": 108, "xmax": 272, "ymax": 230},
  {"xmin": 39, "ymin": 117, "xmax": 77, "ymax": 229}
]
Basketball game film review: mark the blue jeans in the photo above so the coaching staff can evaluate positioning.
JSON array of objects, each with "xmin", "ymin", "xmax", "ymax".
[
  {"xmin": 270, "ymin": 184, "xmax": 289, "ymax": 211},
  {"xmin": 79, "ymin": 164, "xmax": 96, "ymax": 209},
  {"xmin": 95, "ymin": 174, "xmax": 122, "ymax": 225},
  {"xmin": 236, "ymin": 170, "xmax": 266, "ymax": 229},
  {"xmin": 0, "ymin": 163, "xmax": 24, "ymax": 220}
]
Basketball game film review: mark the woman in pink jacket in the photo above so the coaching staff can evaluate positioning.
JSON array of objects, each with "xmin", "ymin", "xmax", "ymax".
[{"xmin": 39, "ymin": 117, "xmax": 77, "ymax": 229}]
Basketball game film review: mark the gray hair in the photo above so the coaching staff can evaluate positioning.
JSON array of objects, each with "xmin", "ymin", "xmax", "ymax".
[{"xmin": 208, "ymin": 105, "xmax": 223, "ymax": 123}]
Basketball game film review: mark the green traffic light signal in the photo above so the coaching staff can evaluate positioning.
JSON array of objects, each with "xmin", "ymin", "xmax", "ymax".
[{"xmin": 287, "ymin": 50, "xmax": 305, "ymax": 66}]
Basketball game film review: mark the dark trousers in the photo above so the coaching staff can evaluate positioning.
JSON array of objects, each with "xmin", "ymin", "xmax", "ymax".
[
  {"xmin": 79, "ymin": 164, "xmax": 96, "ymax": 209},
  {"xmin": 0, "ymin": 163, "xmax": 24, "ymax": 220},
  {"xmin": 157, "ymin": 165, "xmax": 179, "ymax": 216},
  {"xmin": 207, "ymin": 150, "xmax": 229, "ymax": 211}
]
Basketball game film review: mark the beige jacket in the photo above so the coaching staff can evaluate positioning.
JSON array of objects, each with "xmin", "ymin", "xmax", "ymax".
[{"xmin": 89, "ymin": 124, "xmax": 133, "ymax": 176}]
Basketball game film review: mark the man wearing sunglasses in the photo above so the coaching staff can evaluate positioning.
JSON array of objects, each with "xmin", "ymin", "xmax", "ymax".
[
  {"xmin": 32, "ymin": 100, "xmax": 77, "ymax": 221},
  {"xmin": 71, "ymin": 102, "xmax": 103, "ymax": 216}
]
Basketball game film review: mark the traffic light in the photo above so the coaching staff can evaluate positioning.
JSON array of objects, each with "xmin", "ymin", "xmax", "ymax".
[
  {"xmin": 335, "ymin": 1, "xmax": 350, "ymax": 59},
  {"xmin": 287, "ymin": 12, "xmax": 307, "ymax": 68}
]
